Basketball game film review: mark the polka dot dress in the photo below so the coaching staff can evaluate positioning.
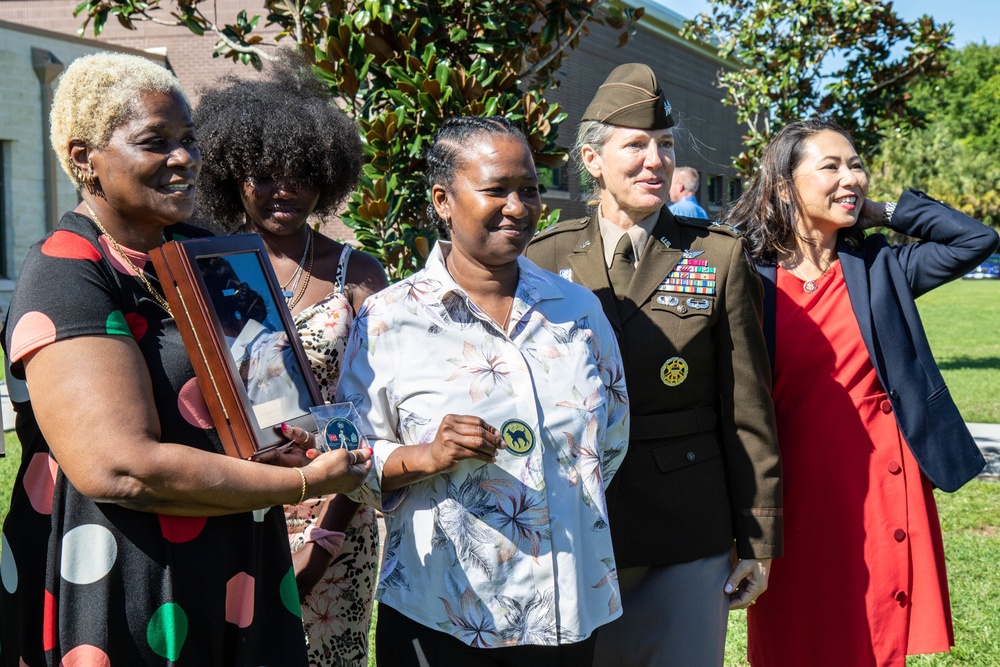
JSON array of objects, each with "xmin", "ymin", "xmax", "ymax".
[{"xmin": 0, "ymin": 212, "xmax": 308, "ymax": 665}]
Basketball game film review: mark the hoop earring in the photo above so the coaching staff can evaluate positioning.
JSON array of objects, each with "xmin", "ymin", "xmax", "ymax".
[{"xmin": 74, "ymin": 161, "xmax": 96, "ymax": 186}]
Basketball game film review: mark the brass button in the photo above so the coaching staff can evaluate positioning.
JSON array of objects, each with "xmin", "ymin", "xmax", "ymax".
[{"xmin": 676, "ymin": 305, "xmax": 688, "ymax": 314}]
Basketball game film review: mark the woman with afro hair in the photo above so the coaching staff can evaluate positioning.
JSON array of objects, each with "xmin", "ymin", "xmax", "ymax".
[{"xmin": 195, "ymin": 61, "xmax": 388, "ymax": 667}]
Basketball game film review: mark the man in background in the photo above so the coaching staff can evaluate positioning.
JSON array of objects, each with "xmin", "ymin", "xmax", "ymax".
[{"xmin": 668, "ymin": 166, "xmax": 709, "ymax": 219}]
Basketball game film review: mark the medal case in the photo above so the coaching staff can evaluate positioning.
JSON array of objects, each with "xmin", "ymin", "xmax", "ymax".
[{"xmin": 151, "ymin": 234, "xmax": 322, "ymax": 459}]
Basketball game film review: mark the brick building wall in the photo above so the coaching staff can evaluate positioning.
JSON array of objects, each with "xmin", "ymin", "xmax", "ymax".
[
  {"xmin": 0, "ymin": 20, "xmax": 168, "ymax": 309},
  {"xmin": 0, "ymin": 2, "xmax": 744, "ymax": 267},
  {"xmin": 543, "ymin": 9, "xmax": 743, "ymax": 219}
]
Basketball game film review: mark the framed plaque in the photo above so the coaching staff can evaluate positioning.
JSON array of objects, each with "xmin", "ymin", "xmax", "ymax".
[{"xmin": 151, "ymin": 234, "xmax": 322, "ymax": 459}]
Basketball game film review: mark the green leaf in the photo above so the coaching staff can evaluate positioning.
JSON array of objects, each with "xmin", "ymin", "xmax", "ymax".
[{"xmin": 184, "ymin": 17, "xmax": 205, "ymax": 36}]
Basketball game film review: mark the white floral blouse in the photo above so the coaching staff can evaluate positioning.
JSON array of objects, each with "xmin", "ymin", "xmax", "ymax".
[{"xmin": 336, "ymin": 241, "xmax": 630, "ymax": 648}]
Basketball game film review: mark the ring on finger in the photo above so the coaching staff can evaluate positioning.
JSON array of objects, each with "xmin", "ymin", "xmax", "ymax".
[{"xmin": 348, "ymin": 450, "xmax": 359, "ymax": 465}]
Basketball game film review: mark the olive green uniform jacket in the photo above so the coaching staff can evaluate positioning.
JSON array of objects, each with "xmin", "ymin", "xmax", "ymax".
[{"xmin": 525, "ymin": 208, "xmax": 782, "ymax": 567}]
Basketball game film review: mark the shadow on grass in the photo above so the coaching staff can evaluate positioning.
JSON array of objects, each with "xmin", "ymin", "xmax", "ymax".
[{"xmin": 936, "ymin": 356, "xmax": 1000, "ymax": 371}]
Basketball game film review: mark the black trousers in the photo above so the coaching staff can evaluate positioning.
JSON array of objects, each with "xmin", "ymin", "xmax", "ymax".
[{"xmin": 375, "ymin": 602, "xmax": 598, "ymax": 667}]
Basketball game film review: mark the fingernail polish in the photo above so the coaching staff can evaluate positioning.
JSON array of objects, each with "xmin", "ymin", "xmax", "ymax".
[
  {"xmin": 724, "ymin": 584, "xmax": 733, "ymax": 593},
  {"xmin": 280, "ymin": 423, "xmax": 291, "ymax": 434}
]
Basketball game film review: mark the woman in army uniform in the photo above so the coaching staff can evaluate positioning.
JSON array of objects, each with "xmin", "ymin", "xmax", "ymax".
[{"xmin": 525, "ymin": 63, "xmax": 782, "ymax": 667}]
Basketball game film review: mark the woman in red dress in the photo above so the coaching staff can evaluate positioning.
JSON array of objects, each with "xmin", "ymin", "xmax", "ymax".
[{"xmin": 726, "ymin": 120, "xmax": 998, "ymax": 666}]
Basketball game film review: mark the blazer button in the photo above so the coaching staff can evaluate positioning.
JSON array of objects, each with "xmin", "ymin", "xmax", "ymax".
[
  {"xmin": 895, "ymin": 591, "xmax": 908, "ymax": 606},
  {"xmin": 887, "ymin": 461, "xmax": 902, "ymax": 474},
  {"xmin": 686, "ymin": 451, "xmax": 696, "ymax": 461},
  {"xmin": 893, "ymin": 529, "xmax": 906, "ymax": 542},
  {"xmin": 889, "ymin": 389, "xmax": 900, "ymax": 401},
  {"xmin": 880, "ymin": 400, "xmax": 893, "ymax": 414}
]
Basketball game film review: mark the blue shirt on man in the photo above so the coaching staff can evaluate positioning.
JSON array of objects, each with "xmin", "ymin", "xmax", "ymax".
[{"xmin": 668, "ymin": 195, "xmax": 709, "ymax": 219}]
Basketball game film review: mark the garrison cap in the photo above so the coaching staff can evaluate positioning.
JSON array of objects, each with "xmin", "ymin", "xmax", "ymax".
[{"xmin": 581, "ymin": 63, "xmax": 673, "ymax": 130}]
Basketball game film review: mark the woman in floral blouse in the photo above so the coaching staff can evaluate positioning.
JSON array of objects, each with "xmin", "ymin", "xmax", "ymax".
[{"xmin": 336, "ymin": 116, "xmax": 630, "ymax": 666}]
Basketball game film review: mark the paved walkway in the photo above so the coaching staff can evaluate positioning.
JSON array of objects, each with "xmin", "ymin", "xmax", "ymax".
[
  {"xmin": 2, "ymin": 381, "xmax": 999, "ymax": 478},
  {"xmin": 967, "ymin": 422, "xmax": 1000, "ymax": 478}
]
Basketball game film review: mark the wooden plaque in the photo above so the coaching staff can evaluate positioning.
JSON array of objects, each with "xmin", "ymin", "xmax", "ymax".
[{"xmin": 151, "ymin": 235, "xmax": 322, "ymax": 459}]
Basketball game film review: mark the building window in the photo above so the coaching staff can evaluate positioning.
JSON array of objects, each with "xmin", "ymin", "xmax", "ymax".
[
  {"xmin": 728, "ymin": 178, "xmax": 743, "ymax": 202},
  {"xmin": 707, "ymin": 174, "xmax": 725, "ymax": 206},
  {"xmin": 538, "ymin": 163, "xmax": 566, "ymax": 193}
]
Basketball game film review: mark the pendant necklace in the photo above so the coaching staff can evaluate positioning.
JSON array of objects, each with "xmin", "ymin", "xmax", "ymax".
[
  {"xmin": 801, "ymin": 261, "xmax": 834, "ymax": 293},
  {"xmin": 84, "ymin": 201, "xmax": 173, "ymax": 316},
  {"xmin": 782, "ymin": 253, "xmax": 835, "ymax": 293}
]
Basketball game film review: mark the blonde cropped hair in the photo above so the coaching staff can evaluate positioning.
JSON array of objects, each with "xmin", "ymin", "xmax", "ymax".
[{"xmin": 50, "ymin": 52, "xmax": 188, "ymax": 188}]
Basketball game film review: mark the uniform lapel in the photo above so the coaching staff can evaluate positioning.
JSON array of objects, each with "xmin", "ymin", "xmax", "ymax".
[
  {"xmin": 567, "ymin": 214, "xmax": 621, "ymax": 329},
  {"xmin": 620, "ymin": 209, "xmax": 683, "ymax": 323}
]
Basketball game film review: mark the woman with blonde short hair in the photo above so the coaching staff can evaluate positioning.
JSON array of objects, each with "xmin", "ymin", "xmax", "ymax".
[{"xmin": 0, "ymin": 52, "xmax": 369, "ymax": 665}]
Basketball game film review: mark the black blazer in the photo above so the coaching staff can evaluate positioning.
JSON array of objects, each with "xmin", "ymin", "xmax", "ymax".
[{"xmin": 759, "ymin": 189, "xmax": 999, "ymax": 492}]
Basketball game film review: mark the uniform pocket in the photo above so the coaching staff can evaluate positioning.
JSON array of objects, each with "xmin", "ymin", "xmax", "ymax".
[{"xmin": 652, "ymin": 432, "xmax": 721, "ymax": 473}]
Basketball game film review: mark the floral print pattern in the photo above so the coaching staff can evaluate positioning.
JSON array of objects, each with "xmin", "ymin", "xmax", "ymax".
[
  {"xmin": 336, "ymin": 241, "xmax": 629, "ymax": 648},
  {"xmin": 284, "ymin": 247, "xmax": 380, "ymax": 667}
]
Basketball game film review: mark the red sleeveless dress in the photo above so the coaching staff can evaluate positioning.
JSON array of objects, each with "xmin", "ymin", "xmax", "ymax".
[{"xmin": 747, "ymin": 262, "xmax": 953, "ymax": 666}]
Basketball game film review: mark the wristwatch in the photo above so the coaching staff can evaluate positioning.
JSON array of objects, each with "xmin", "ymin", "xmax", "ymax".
[{"xmin": 883, "ymin": 201, "xmax": 897, "ymax": 225}]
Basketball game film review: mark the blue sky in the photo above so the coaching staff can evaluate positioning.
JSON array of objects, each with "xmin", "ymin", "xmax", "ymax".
[{"xmin": 649, "ymin": 0, "xmax": 999, "ymax": 47}]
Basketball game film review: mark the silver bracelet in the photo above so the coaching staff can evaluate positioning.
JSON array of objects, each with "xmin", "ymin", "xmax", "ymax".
[{"xmin": 883, "ymin": 201, "xmax": 897, "ymax": 225}]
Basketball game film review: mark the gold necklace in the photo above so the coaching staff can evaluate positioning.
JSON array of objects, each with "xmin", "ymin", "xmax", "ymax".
[
  {"xmin": 285, "ymin": 228, "xmax": 314, "ymax": 310},
  {"xmin": 84, "ymin": 201, "xmax": 172, "ymax": 315},
  {"xmin": 782, "ymin": 254, "xmax": 836, "ymax": 293},
  {"xmin": 280, "ymin": 227, "xmax": 312, "ymax": 295},
  {"xmin": 501, "ymin": 296, "xmax": 515, "ymax": 330}
]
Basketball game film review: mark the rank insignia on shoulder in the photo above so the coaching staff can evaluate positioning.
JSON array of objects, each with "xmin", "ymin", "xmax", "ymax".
[{"xmin": 559, "ymin": 268, "xmax": 573, "ymax": 281}]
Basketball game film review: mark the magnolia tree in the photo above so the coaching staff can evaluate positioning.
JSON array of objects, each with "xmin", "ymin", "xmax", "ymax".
[
  {"xmin": 681, "ymin": 0, "xmax": 953, "ymax": 176},
  {"xmin": 74, "ymin": 0, "xmax": 643, "ymax": 278}
]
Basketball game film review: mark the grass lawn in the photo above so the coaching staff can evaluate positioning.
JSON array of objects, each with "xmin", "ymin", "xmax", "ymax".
[
  {"xmin": 723, "ymin": 482, "xmax": 1000, "ymax": 666},
  {"xmin": 916, "ymin": 280, "xmax": 1000, "ymax": 423}
]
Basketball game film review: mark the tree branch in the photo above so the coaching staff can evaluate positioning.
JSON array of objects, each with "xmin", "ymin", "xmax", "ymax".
[
  {"xmin": 867, "ymin": 52, "xmax": 935, "ymax": 94},
  {"xmin": 208, "ymin": 21, "xmax": 279, "ymax": 60},
  {"xmin": 523, "ymin": 9, "xmax": 593, "ymax": 78}
]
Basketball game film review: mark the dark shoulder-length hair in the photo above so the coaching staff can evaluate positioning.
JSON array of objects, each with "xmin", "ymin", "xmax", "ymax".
[{"xmin": 724, "ymin": 119, "xmax": 865, "ymax": 263}]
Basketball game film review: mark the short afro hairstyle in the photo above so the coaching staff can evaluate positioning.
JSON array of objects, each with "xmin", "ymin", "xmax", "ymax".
[
  {"xmin": 50, "ymin": 52, "xmax": 188, "ymax": 189},
  {"xmin": 194, "ymin": 60, "xmax": 363, "ymax": 229}
]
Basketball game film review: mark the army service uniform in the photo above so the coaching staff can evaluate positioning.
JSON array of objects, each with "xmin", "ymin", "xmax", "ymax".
[{"xmin": 526, "ymin": 207, "xmax": 782, "ymax": 664}]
